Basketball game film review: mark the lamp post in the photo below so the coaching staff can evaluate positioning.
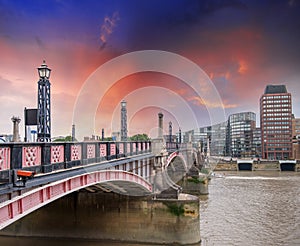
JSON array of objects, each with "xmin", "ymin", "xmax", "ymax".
[{"xmin": 37, "ymin": 60, "xmax": 51, "ymax": 142}]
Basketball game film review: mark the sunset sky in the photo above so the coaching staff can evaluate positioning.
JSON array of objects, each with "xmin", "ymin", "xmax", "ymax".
[{"xmin": 0, "ymin": 0, "xmax": 300, "ymax": 140}]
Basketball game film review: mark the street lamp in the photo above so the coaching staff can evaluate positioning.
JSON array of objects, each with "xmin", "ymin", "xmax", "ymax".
[
  {"xmin": 38, "ymin": 60, "xmax": 51, "ymax": 79},
  {"xmin": 37, "ymin": 60, "xmax": 51, "ymax": 142}
]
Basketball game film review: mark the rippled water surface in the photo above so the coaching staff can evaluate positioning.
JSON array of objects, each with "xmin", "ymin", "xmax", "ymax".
[
  {"xmin": 1, "ymin": 171, "xmax": 299, "ymax": 246},
  {"xmin": 200, "ymin": 171, "xmax": 300, "ymax": 246}
]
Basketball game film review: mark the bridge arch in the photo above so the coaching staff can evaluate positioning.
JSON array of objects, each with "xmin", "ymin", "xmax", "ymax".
[
  {"xmin": 0, "ymin": 170, "xmax": 152, "ymax": 230},
  {"xmin": 166, "ymin": 151, "xmax": 187, "ymax": 171}
]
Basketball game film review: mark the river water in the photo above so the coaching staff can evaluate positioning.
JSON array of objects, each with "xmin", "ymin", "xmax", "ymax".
[{"xmin": 1, "ymin": 171, "xmax": 299, "ymax": 246}]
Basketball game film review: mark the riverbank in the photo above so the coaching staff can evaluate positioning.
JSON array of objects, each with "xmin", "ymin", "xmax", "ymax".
[{"xmin": 214, "ymin": 160, "xmax": 300, "ymax": 172}]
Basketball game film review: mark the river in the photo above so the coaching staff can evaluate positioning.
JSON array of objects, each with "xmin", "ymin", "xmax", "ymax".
[{"xmin": 0, "ymin": 171, "xmax": 299, "ymax": 245}]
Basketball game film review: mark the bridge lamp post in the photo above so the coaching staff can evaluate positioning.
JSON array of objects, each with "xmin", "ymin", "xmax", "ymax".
[{"xmin": 37, "ymin": 60, "xmax": 51, "ymax": 142}]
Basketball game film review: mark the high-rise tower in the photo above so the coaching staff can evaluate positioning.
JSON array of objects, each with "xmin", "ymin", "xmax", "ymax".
[
  {"xmin": 120, "ymin": 100, "xmax": 127, "ymax": 141},
  {"xmin": 260, "ymin": 85, "xmax": 292, "ymax": 160},
  {"xmin": 37, "ymin": 60, "xmax": 51, "ymax": 142}
]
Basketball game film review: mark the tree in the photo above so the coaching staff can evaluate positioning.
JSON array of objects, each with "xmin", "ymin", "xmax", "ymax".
[
  {"xmin": 53, "ymin": 135, "xmax": 74, "ymax": 142},
  {"xmin": 129, "ymin": 134, "xmax": 150, "ymax": 141}
]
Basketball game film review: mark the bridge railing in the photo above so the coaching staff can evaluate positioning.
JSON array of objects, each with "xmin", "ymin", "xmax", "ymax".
[{"xmin": 0, "ymin": 141, "xmax": 151, "ymax": 182}]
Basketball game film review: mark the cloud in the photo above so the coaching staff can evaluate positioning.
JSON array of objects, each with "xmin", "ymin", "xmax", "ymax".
[{"xmin": 99, "ymin": 11, "xmax": 120, "ymax": 50}]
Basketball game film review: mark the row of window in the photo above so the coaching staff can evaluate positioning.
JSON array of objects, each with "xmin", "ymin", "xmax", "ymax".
[
  {"xmin": 265, "ymin": 143, "xmax": 291, "ymax": 147},
  {"xmin": 263, "ymin": 104, "xmax": 290, "ymax": 108},
  {"xmin": 263, "ymin": 126, "xmax": 290, "ymax": 129},
  {"xmin": 267, "ymin": 148, "xmax": 291, "ymax": 151},
  {"xmin": 263, "ymin": 113, "xmax": 290, "ymax": 116},
  {"xmin": 263, "ymin": 108, "xmax": 291, "ymax": 112},
  {"xmin": 262, "ymin": 99, "xmax": 290, "ymax": 103},
  {"xmin": 262, "ymin": 121, "xmax": 290, "ymax": 125},
  {"xmin": 265, "ymin": 139, "xmax": 292, "ymax": 143},
  {"xmin": 262, "ymin": 117, "xmax": 291, "ymax": 121},
  {"xmin": 265, "ymin": 131, "xmax": 291, "ymax": 134},
  {"xmin": 262, "ymin": 95, "xmax": 290, "ymax": 100}
]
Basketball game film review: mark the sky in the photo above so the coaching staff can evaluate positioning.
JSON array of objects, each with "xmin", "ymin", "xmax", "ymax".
[{"xmin": 0, "ymin": 0, "xmax": 300, "ymax": 140}]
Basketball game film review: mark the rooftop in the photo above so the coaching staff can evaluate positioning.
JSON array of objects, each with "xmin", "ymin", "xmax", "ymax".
[{"xmin": 264, "ymin": 85, "xmax": 287, "ymax": 94}]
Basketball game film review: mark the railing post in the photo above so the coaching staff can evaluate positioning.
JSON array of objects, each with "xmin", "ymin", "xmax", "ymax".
[
  {"xmin": 41, "ymin": 143, "xmax": 52, "ymax": 173},
  {"xmin": 82, "ymin": 142, "xmax": 88, "ymax": 165},
  {"xmin": 11, "ymin": 143, "xmax": 22, "ymax": 170},
  {"xmin": 96, "ymin": 142, "xmax": 101, "ymax": 163}
]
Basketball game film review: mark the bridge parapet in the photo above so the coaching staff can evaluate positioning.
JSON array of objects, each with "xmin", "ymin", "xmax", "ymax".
[{"xmin": 0, "ymin": 141, "xmax": 151, "ymax": 181}]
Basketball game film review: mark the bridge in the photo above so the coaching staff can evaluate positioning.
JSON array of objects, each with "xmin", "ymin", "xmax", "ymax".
[
  {"xmin": 0, "ymin": 141, "xmax": 155, "ymax": 229},
  {"xmin": 0, "ymin": 139, "xmax": 202, "ymax": 233}
]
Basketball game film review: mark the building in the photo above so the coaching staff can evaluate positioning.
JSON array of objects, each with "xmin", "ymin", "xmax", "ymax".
[
  {"xmin": 211, "ymin": 122, "xmax": 227, "ymax": 156},
  {"xmin": 227, "ymin": 112, "xmax": 256, "ymax": 157},
  {"xmin": 292, "ymin": 116, "xmax": 300, "ymax": 138},
  {"xmin": 292, "ymin": 116, "xmax": 300, "ymax": 159},
  {"xmin": 260, "ymin": 85, "xmax": 292, "ymax": 160},
  {"xmin": 181, "ymin": 122, "xmax": 227, "ymax": 156},
  {"xmin": 252, "ymin": 128, "xmax": 262, "ymax": 157}
]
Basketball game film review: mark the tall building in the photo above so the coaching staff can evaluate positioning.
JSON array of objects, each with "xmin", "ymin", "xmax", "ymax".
[
  {"xmin": 260, "ymin": 85, "xmax": 292, "ymax": 160},
  {"xmin": 211, "ymin": 122, "xmax": 227, "ymax": 156},
  {"xmin": 227, "ymin": 112, "xmax": 256, "ymax": 157}
]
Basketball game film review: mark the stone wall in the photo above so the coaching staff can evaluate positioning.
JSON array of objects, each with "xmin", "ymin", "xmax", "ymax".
[{"xmin": 0, "ymin": 191, "xmax": 200, "ymax": 245}]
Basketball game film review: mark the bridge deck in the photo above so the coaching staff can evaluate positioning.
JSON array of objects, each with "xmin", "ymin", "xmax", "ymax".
[{"xmin": 0, "ymin": 153, "xmax": 154, "ymax": 196}]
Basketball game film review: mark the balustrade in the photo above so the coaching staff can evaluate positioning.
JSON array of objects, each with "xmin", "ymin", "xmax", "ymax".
[{"xmin": 0, "ymin": 141, "xmax": 151, "ymax": 181}]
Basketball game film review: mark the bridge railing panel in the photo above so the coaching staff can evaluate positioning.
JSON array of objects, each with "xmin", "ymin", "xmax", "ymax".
[
  {"xmin": 0, "ymin": 147, "xmax": 10, "ymax": 171},
  {"xmin": 82, "ymin": 143, "xmax": 96, "ymax": 165},
  {"xmin": 107, "ymin": 142, "xmax": 117, "ymax": 160},
  {"xmin": 117, "ymin": 142, "xmax": 126, "ymax": 158},
  {"xmin": 0, "ymin": 141, "xmax": 152, "ymax": 183},
  {"xmin": 99, "ymin": 142, "xmax": 108, "ymax": 161},
  {"xmin": 0, "ymin": 146, "xmax": 11, "ymax": 182},
  {"xmin": 64, "ymin": 143, "xmax": 82, "ymax": 169},
  {"xmin": 50, "ymin": 144, "xmax": 65, "ymax": 171},
  {"xmin": 126, "ymin": 142, "xmax": 131, "ymax": 157}
]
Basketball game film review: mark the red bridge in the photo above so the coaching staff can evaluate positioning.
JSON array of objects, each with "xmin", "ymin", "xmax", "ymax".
[{"xmin": 0, "ymin": 141, "xmax": 153, "ymax": 230}]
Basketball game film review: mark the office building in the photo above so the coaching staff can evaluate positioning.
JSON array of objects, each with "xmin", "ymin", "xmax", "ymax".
[
  {"xmin": 227, "ymin": 112, "xmax": 256, "ymax": 157},
  {"xmin": 260, "ymin": 85, "xmax": 292, "ymax": 160}
]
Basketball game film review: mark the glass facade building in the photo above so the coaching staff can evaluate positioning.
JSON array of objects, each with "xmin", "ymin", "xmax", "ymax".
[{"xmin": 227, "ymin": 112, "xmax": 256, "ymax": 157}]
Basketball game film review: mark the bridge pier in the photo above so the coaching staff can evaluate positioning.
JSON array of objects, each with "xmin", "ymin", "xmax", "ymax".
[{"xmin": 0, "ymin": 191, "xmax": 200, "ymax": 245}]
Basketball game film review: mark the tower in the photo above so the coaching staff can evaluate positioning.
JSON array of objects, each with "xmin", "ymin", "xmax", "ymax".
[
  {"xmin": 120, "ymin": 100, "xmax": 127, "ymax": 141},
  {"xmin": 158, "ymin": 112, "xmax": 163, "ymax": 139},
  {"xmin": 37, "ymin": 60, "xmax": 51, "ymax": 142},
  {"xmin": 72, "ymin": 124, "xmax": 75, "ymax": 141},
  {"xmin": 179, "ymin": 127, "xmax": 182, "ymax": 143},
  {"xmin": 260, "ymin": 85, "xmax": 292, "ymax": 160},
  {"xmin": 168, "ymin": 121, "xmax": 172, "ymax": 143},
  {"xmin": 11, "ymin": 116, "xmax": 21, "ymax": 142}
]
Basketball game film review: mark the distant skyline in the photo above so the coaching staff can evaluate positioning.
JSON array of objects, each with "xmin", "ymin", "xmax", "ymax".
[{"xmin": 0, "ymin": 0, "xmax": 300, "ymax": 140}]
